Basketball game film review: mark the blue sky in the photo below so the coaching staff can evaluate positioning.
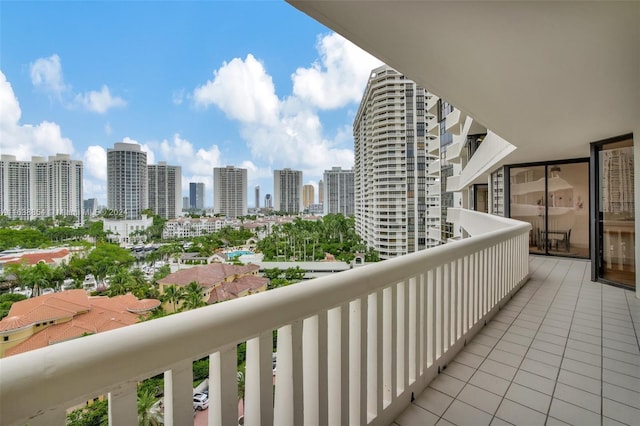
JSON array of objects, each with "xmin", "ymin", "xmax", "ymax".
[{"xmin": 0, "ymin": 1, "xmax": 382, "ymax": 207}]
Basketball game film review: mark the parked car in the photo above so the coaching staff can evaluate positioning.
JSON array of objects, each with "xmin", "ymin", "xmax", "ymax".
[{"xmin": 193, "ymin": 392, "xmax": 209, "ymax": 411}]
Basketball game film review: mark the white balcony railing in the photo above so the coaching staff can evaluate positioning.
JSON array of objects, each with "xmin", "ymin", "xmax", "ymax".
[{"xmin": 0, "ymin": 211, "xmax": 531, "ymax": 426}]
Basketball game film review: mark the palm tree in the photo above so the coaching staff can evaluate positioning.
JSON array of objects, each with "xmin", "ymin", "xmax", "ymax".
[
  {"xmin": 180, "ymin": 281, "xmax": 206, "ymax": 311},
  {"xmin": 161, "ymin": 284, "xmax": 184, "ymax": 313},
  {"xmin": 137, "ymin": 388, "xmax": 163, "ymax": 426},
  {"xmin": 108, "ymin": 269, "xmax": 134, "ymax": 296}
]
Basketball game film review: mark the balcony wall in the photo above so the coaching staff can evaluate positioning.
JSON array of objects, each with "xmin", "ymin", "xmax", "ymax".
[{"xmin": 0, "ymin": 211, "xmax": 531, "ymax": 426}]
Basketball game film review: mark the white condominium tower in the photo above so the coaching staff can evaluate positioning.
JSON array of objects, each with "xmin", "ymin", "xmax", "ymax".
[
  {"xmin": 213, "ymin": 166, "xmax": 247, "ymax": 218},
  {"xmin": 107, "ymin": 142, "xmax": 148, "ymax": 220},
  {"xmin": 0, "ymin": 154, "xmax": 83, "ymax": 222},
  {"xmin": 354, "ymin": 65, "xmax": 440, "ymax": 259},
  {"xmin": 274, "ymin": 168, "xmax": 303, "ymax": 213},
  {"xmin": 323, "ymin": 166, "xmax": 355, "ymax": 216},
  {"xmin": 148, "ymin": 162, "xmax": 182, "ymax": 219}
]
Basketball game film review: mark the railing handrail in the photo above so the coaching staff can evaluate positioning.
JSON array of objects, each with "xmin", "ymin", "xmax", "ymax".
[{"xmin": 0, "ymin": 212, "xmax": 531, "ymax": 425}]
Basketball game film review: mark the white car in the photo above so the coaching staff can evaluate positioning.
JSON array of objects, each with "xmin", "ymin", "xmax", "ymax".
[{"xmin": 193, "ymin": 392, "xmax": 209, "ymax": 411}]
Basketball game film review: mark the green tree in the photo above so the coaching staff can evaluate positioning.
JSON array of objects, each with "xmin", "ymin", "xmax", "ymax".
[
  {"xmin": 180, "ymin": 281, "xmax": 206, "ymax": 311},
  {"xmin": 86, "ymin": 243, "xmax": 135, "ymax": 280},
  {"xmin": 137, "ymin": 388, "xmax": 163, "ymax": 426},
  {"xmin": 0, "ymin": 293, "xmax": 27, "ymax": 319},
  {"xmin": 107, "ymin": 269, "xmax": 134, "ymax": 296}
]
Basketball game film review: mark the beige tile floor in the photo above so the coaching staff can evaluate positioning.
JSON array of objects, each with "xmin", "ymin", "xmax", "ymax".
[{"xmin": 394, "ymin": 256, "xmax": 640, "ymax": 426}]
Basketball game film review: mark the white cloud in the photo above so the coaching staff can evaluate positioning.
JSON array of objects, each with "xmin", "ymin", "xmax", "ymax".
[
  {"xmin": 104, "ymin": 122, "xmax": 112, "ymax": 135},
  {"xmin": 193, "ymin": 54, "xmax": 279, "ymax": 125},
  {"xmin": 29, "ymin": 54, "xmax": 126, "ymax": 114},
  {"xmin": 83, "ymin": 145, "xmax": 107, "ymax": 181},
  {"xmin": 292, "ymin": 33, "xmax": 382, "ymax": 110},
  {"xmin": 0, "ymin": 70, "xmax": 74, "ymax": 160},
  {"xmin": 30, "ymin": 54, "xmax": 68, "ymax": 97},
  {"xmin": 159, "ymin": 133, "xmax": 222, "ymax": 176},
  {"xmin": 75, "ymin": 85, "xmax": 126, "ymax": 114},
  {"xmin": 190, "ymin": 32, "xmax": 376, "ymax": 181}
]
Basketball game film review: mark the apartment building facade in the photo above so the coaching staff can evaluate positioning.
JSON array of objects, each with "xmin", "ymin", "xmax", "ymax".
[
  {"xmin": 0, "ymin": 154, "xmax": 83, "ymax": 223},
  {"xmin": 189, "ymin": 182, "xmax": 205, "ymax": 210},
  {"xmin": 107, "ymin": 142, "xmax": 147, "ymax": 220},
  {"xmin": 302, "ymin": 184, "xmax": 314, "ymax": 209},
  {"xmin": 323, "ymin": 166, "xmax": 355, "ymax": 216},
  {"xmin": 213, "ymin": 166, "xmax": 247, "ymax": 218},
  {"xmin": 274, "ymin": 168, "xmax": 303, "ymax": 214},
  {"xmin": 354, "ymin": 65, "xmax": 440, "ymax": 259},
  {"xmin": 148, "ymin": 162, "xmax": 181, "ymax": 219}
]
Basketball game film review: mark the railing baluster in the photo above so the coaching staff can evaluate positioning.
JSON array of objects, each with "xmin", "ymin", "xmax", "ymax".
[
  {"xmin": 211, "ymin": 345, "xmax": 238, "ymax": 426},
  {"xmin": 352, "ymin": 296, "xmax": 368, "ymax": 426},
  {"xmin": 164, "ymin": 359, "xmax": 193, "ymax": 426},
  {"xmin": 435, "ymin": 266, "xmax": 444, "ymax": 360},
  {"xmin": 244, "ymin": 332, "xmax": 273, "ymax": 426},
  {"xmin": 327, "ymin": 305, "xmax": 348, "ymax": 425},
  {"xmin": 318, "ymin": 311, "xmax": 329, "ymax": 426},
  {"xmin": 108, "ymin": 383, "xmax": 137, "ymax": 426},
  {"xmin": 426, "ymin": 269, "xmax": 435, "ymax": 367},
  {"xmin": 370, "ymin": 290, "xmax": 383, "ymax": 419},
  {"xmin": 408, "ymin": 276, "xmax": 417, "ymax": 384},
  {"xmin": 443, "ymin": 263, "xmax": 450, "ymax": 351},
  {"xmin": 450, "ymin": 260, "xmax": 458, "ymax": 343}
]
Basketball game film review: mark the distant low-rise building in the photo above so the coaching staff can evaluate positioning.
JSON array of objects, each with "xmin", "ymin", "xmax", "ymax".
[
  {"xmin": 157, "ymin": 263, "xmax": 268, "ymax": 312},
  {"xmin": 103, "ymin": 214, "xmax": 153, "ymax": 245},
  {"xmin": 0, "ymin": 289, "xmax": 160, "ymax": 358},
  {"xmin": 0, "ymin": 248, "xmax": 71, "ymax": 271}
]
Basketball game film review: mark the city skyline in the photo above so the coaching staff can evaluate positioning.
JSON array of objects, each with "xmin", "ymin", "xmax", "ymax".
[{"xmin": 0, "ymin": 2, "xmax": 383, "ymax": 207}]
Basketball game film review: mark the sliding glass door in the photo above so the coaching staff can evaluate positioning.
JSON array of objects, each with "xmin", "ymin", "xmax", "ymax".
[
  {"xmin": 593, "ymin": 135, "xmax": 635, "ymax": 289},
  {"xmin": 509, "ymin": 161, "xmax": 589, "ymax": 258}
]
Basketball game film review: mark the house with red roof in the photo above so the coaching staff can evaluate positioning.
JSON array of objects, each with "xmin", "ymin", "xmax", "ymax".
[
  {"xmin": 157, "ymin": 263, "xmax": 268, "ymax": 312},
  {"xmin": 0, "ymin": 289, "xmax": 160, "ymax": 358},
  {"xmin": 0, "ymin": 248, "xmax": 71, "ymax": 270}
]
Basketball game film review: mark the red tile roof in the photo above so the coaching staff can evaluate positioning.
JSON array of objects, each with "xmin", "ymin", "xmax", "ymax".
[
  {"xmin": 1, "ymin": 290, "xmax": 160, "ymax": 357},
  {"xmin": 0, "ymin": 249, "xmax": 70, "ymax": 266},
  {"xmin": 208, "ymin": 275, "xmax": 268, "ymax": 304},
  {"xmin": 157, "ymin": 263, "xmax": 260, "ymax": 288}
]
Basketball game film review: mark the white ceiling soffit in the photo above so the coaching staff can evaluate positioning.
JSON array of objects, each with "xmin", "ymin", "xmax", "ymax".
[{"xmin": 287, "ymin": 1, "xmax": 640, "ymax": 164}]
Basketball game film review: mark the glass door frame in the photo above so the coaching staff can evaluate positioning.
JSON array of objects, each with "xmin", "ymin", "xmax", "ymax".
[
  {"xmin": 590, "ymin": 133, "xmax": 635, "ymax": 289},
  {"xmin": 505, "ymin": 157, "xmax": 590, "ymax": 259}
]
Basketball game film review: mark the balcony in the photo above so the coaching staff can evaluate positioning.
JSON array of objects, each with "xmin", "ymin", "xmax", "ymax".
[
  {"xmin": 0, "ymin": 212, "xmax": 540, "ymax": 426},
  {"xmin": 395, "ymin": 256, "xmax": 640, "ymax": 426}
]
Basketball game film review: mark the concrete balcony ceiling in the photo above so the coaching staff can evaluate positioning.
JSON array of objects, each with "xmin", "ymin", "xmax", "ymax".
[{"xmin": 287, "ymin": 1, "xmax": 640, "ymax": 163}]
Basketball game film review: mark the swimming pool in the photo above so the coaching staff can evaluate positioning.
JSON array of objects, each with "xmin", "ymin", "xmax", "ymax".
[{"xmin": 227, "ymin": 250, "xmax": 254, "ymax": 259}]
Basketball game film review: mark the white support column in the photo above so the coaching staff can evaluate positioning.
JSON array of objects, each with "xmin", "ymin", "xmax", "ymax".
[
  {"xmin": 244, "ymin": 332, "xmax": 274, "ymax": 426},
  {"xmin": 108, "ymin": 383, "xmax": 137, "ymax": 426},
  {"xmin": 164, "ymin": 360, "xmax": 193, "ymax": 426}
]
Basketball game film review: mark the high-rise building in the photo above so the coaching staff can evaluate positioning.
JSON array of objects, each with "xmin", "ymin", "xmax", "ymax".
[
  {"xmin": 189, "ymin": 182, "xmax": 205, "ymax": 210},
  {"xmin": 354, "ymin": 65, "xmax": 440, "ymax": 259},
  {"xmin": 302, "ymin": 184, "xmax": 314, "ymax": 209},
  {"xmin": 318, "ymin": 179, "xmax": 324, "ymax": 205},
  {"xmin": 84, "ymin": 198, "xmax": 98, "ymax": 217},
  {"xmin": 182, "ymin": 197, "xmax": 189, "ymax": 210},
  {"xmin": 274, "ymin": 169, "xmax": 303, "ymax": 213},
  {"xmin": 323, "ymin": 166, "xmax": 355, "ymax": 216},
  {"xmin": 107, "ymin": 142, "xmax": 147, "ymax": 220},
  {"xmin": 264, "ymin": 194, "xmax": 272, "ymax": 209},
  {"xmin": 0, "ymin": 154, "xmax": 83, "ymax": 222},
  {"xmin": 255, "ymin": 185, "xmax": 260, "ymax": 209},
  {"xmin": 148, "ymin": 162, "xmax": 182, "ymax": 219},
  {"xmin": 213, "ymin": 166, "xmax": 247, "ymax": 218}
]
